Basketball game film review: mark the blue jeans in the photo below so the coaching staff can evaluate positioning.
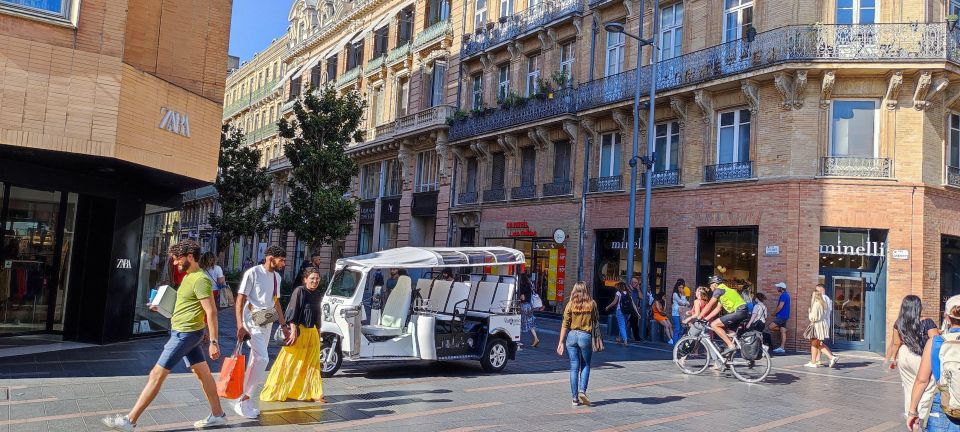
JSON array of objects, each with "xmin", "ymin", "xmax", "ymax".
[
  {"xmin": 671, "ymin": 315, "xmax": 683, "ymax": 342},
  {"xmin": 615, "ymin": 309, "xmax": 628, "ymax": 342},
  {"xmin": 927, "ymin": 394, "xmax": 960, "ymax": 431},
  {"xmin": 565, "ymin": 330, "xmax": 593, "ymax": 400}
]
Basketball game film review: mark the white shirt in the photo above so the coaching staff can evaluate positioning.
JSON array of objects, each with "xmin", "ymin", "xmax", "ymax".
[
  {"xmin": 672, "ymin": 292, "xmax": 689, "ymax": 316},
  {"xmin": 822, "ymin": 293, "xmax": 833, "ymax": 327},
  {"xmin": 239, "ymin": 265, "xmax": 280, "ymax": 318},
  {"xmin": 204, "ymin": 265, "xmax": 224, "ymax": 290}
]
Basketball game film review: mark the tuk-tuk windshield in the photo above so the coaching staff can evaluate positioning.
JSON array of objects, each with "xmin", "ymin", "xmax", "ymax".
[{"xmin": 327, "ymin": 268, "xmax": 361, "ymax": 298}]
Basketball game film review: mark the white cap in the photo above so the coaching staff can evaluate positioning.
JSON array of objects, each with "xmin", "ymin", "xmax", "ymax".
[
  {"xmin": 946, "ymin": 295, "xmax": 960, "ymax": 320},
  {"xmin": 774, "ymin": 282, "xmax": 787, "ymax": 290}
]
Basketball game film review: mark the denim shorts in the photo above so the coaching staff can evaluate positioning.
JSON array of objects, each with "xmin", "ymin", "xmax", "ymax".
[{"xmin": 156, "ymin": 330, "xmax": 206, "ymax": 370}]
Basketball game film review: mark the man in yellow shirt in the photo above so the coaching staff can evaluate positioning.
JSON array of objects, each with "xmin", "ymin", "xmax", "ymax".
[{"xmin": 102, "ymin": 240, "xmax": 226, "ymax": 431}]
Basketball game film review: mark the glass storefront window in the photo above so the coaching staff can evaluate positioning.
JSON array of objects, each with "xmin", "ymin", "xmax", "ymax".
[
  {"xmin": 819, "ymin": 228, "xmax": 884, "ymax": 270},
  {"xmin": 593, "ymin": 229, "xmax": 669, "ymax": 312},
  {"xmin": 133, "ymin": 205, "xmax": 180, "ymax": 334},
  {"xmin": 358, "ymin": 224, "xmax": 373, "ymax": 254},
  {"xmin": 697, "ymin": 227, "xmax": 758, "ymax": 293},
  {"xmin": 52, "ymin": 193, "xmax": 77, "ymax": 331},
  {"xmin": 378, "ymin": 222, "xmax": 398, "ymax": 251}
]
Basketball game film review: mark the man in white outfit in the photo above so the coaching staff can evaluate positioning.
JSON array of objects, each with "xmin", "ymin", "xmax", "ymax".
[{"xmin": 234, "ymin": 245, "xmax": 288, "ymax": 418}]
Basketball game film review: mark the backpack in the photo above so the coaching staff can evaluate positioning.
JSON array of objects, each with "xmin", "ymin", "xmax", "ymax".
[
  {"xmin": 619, "ymin": 292, "xmax": 634, "ymax": 313},
  {"xmin": 938, "ymin": 333, "xmax": 960, "ymax": 418},
  {"xmin": 739, "ymin": 330, "xmax": 764, "ymax": 361}
]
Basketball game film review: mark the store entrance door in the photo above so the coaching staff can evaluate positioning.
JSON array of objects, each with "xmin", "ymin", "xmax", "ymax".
[{"xmin": 820, "ymin": 269, "xmax": 885, "ymax": 353}]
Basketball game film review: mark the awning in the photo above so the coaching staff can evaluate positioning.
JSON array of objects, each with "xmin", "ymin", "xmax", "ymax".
[{"xmin": 337, "ymin": 247, "xmax": 526, "ymax": 269}]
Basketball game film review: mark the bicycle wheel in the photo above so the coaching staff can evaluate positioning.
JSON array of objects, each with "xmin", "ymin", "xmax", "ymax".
[
  {"xmin": 673, "ymin": 336, "xmax": 711, "ymax": 375},
  {"xmin": 729, "ymin": 347, "xmax": 771, "ymax": 383}
]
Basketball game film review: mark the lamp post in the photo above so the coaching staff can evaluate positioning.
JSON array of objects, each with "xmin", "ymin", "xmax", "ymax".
[{"xmin": 604, "ymin": 1, "xmax": 660, "ymax": 340}]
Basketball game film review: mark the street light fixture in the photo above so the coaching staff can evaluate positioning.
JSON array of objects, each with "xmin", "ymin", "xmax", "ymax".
[{"xmin": 604, "ymin": 1, "xmax": 660, "ymax": 340}]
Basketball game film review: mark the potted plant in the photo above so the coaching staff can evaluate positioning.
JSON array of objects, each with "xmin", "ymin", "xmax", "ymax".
[
  {"xmin": 948, "ymin": 14, "xmax": 959, "ymax": 31},
  {"xmin": 551, "ymin": 69, "xmax": 571, "ymax": 88}
]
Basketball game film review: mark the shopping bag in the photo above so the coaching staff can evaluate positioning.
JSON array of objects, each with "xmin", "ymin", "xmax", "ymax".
[
  {"xmin": 149, "ymin": 285, "xmax": 177, "ymax": 318},
  {"xmin": 217, "ymin": 344, "xmax": 246, "ymax": 399},
  {"xmin": 218, "ymin": 290, "xmax": 229, "ymax": 308}
]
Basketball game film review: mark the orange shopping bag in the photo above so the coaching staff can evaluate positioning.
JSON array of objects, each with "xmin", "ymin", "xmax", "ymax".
[{"xmin": 217, "ymin": 343, "xmax": 246, "ymax": 399}]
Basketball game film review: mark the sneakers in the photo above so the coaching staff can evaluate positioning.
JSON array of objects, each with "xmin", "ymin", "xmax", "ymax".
[
  {"xmin": 803, "ymin": 362, "xmax": 820, "ymax": 368},
  {"xmin": 194, "ymin": 413, "xmax": 227, "ymax": 429},
  {"xmin": 101, "ymin": 414, "xmax": 136, "ymax": 432},
  {"xmin": 577, "ymin": 392, "xmax": 591, "ymax": 406},
  {"xmin": 772, "ymin": 347, "xmax": 786, "ymax": 354},
  {"xmin": 572, "ymin": 400, "xmax": 581, "ymax": 407},
  {"xmin": 667, "ymin": 338, "xmax": 675, "ymax": 345},
  {"xmin": 234, "ymin": 398, "xmax": 260, "ymax": 419},
  {"xmin": 829, "ymin": 355, "xmax": 840, "ymax": 368}
]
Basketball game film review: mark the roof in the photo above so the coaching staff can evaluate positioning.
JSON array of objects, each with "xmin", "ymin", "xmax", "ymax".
[{"xmin": 338, "ymin": 247, "xmax": 526, "ymax": 269}]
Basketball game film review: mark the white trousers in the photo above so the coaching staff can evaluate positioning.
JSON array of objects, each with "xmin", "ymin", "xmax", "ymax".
[{"xmin": 243, "ymin": 321, "xmax": 273, "ymax": 398}]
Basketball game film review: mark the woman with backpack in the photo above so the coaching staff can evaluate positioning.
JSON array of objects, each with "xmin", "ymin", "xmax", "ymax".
[
  {"xmin": 908, "ymin": 295, "xmax": 960, "ymax": 431},
  {"xmin": 518, "ymin": 272, "xmax": 541, "ymax": 348},
  {"xmin": 606, "ymin": 282, "xmax": 637, "ymax": 346},
  {"xmin": 804, "ymin": 287, "xmax": 838, "ymax": 368},
  {"xmin": 557, "ymin": 282, "xmax": 600, "ymax": 407},
  {"xmin": 887, "ymin": 295, "xmax": 939, "ymax": 429}
]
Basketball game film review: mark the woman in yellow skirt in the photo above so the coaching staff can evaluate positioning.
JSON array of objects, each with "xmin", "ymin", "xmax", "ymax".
[{"xmin": 260, "ymin": 267, "xmax": 326, "ymax": 403}]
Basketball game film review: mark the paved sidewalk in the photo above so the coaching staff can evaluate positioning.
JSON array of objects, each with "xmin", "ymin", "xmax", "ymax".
[{"xmin": 0, "ymin": 310, "xmax": 904, "ymax": 431}]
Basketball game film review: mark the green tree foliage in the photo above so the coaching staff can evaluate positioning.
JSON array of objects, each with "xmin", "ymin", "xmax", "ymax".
[
  {"xmin": 209, "ymin": 125, "xmax": 272, "ymax": 249},
  {"xmin": 275, "ymin": 86, "xmax": 364, "ymax": 250}
]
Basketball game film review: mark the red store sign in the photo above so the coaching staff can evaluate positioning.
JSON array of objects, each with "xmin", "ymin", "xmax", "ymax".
[{"xmin": 505, "ymin": 221, "xmax": 537, "ymax": 237}]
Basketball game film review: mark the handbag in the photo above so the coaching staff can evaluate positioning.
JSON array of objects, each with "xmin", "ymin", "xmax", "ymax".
[
  {"xmin": 216, "ymin": 343, "xmax": 246, "ymax": 399},
  {"xmin": 802, "ymin": 324, "xmax": 815, "ymax": 340},
  {"xmin": 249, "ymin": 274, "xmax": 280, "ymax": 326},
  {"xmin": 272, "ymin": 325, "xmax": 287, "ymax": 345},
  {"xmin": 530, "ymin": 292, "xmax": 543, "ymax": 309},
  {"xmin": 591, "ymin": 306, "xmax": 605, "ymax": 352}
]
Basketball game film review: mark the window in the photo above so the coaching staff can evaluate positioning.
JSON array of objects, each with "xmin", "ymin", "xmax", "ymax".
[
  {"xmin": 379, "ymin": 222, "xmax": 399, "ymax": 251},
  {"xmin": 660, "ymin": 3, "xmax": 683, "ymax": 60},
  {"xmin": 373, "ymin": 26, "xmax": 390, "ymax": 57},
  {"xmin": 520, "ymin": 147, "xmax": 536, "ymax": 186},
  {"xmin": 950, "ymin": 114, "xmax": 960, "ymax": 169},
  {"xmin": 525, "ymin": 54, "xmax": 540, "ymax": 96},
  {"xmin": 384, "ymin": 159, "xmax": 403, "ymax": 196},
  {"xmin": 717, "ymin": 109, "xmax": 751, "ymax": 163},
  {"xmin": 371, "ymin": 85, "xmax": 385, "ymax": 126},
  {"xmin": 491, "ymin": 152, "xmax": 506, "ymax": 190},
  {"xmin": 559, "ymin": 42, "xmax": 575, "ymax": 82},
  {"xmin": 429, "ymin": 61, "xmax": 447, "ymax": 107},
  {"xmin": 396, "ymin": 76, "xmax": 410, "ymax": 117},
  {"xmin": 1, "ymin": 0, "xmax": 71, "ymax": 20},
  {"xmin": 654, "ymin": 121, "xmax": 681, "ymax": 171},
  {"xmin": 427, "ymin": 0, "xmax": 451, "ymax": 25},
  {"xmin": 289, "ymin": 76, "xmax": 302, "ymax": 100},
  {"xmin": 696, "ymin": 227, "xmax": 758, "ymax": 288},
  {"xmin": 499, "ymin": 0, "xmax": 512, "ymax": 18},
  {"xmin": 497, "ymin": 64, "xmax": 510, "ymax": 101},
  {"xmin": 723, "ymin": 0, "xmax": 753, "ymax": 42},
  {"xmin": 310, "ymin": 65, "xmax": 322, "ymax": 88},
  {"xmin": 952, "ymin": 0, "xmax": 960, "ymax": 16},
  {"xmin": 326, "ymin": 55, "xmax": 338, "ymax": 82},
  {"xmin": 599, "ymin": 133, "xmax": 622, "ymax": 177},
  {"xmin": 348, "ymin": 41, "xmax": 364, "ymax": 70},
  {"xmin": 836, "ymin": 0, "xmax": 875, "ymax": 25},
  {"xmin": 471, "ymin": 75, "xmax": 484, "ymax": 110},
  {"xmin": 830, "ymin": 100, "xmax": 878, "ymax": 157},
  {"xmin": 466, "ymin": 158, "xmax": 479, "ymax": 192},
  {"xmin": 361, "ymin": 163, "xmax": 380, "ymax": 199},
  {"xmin": 416, "ymin": 151, "xmax": 441, "ymax": 192},
  {"xmin": 475, "ymin": 0, "xmax": 487, "ymax": 30},
  {"xmin": 398, "ymin": 6, "xmax": 415, "ymax": 45},
  {"xmin": 605, "ymin": 31, "xmax": 625, "ymax": 77},
  {"xmin": 554, "ymin": 141, "xmax": 571, "ymax": 182}
]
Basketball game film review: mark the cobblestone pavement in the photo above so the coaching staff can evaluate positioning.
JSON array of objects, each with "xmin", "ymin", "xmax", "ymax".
[{"xmin": 0, "ymin": 309, "xmax": 904, "ymax": 431}]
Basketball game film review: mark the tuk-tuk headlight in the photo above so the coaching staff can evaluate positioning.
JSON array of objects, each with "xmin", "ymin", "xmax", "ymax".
[{"xmin": 340, "ymin": 307, "xmax": 360, "ymax": 319}]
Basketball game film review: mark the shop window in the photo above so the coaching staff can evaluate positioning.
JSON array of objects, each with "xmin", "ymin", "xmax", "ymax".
[
  {"xmin": 326, "ymin": 55, "xmax": 338, "ymax": 83},
  {"xmin": 379, "ymin": 222, "xmax": 399, "ymax": 251},
  {"xmin": 835, "ymin": 0, "xmax": 875, "ymax": 24},
  {"xmin": 723, "ymin": 0, "xmax": 753, "ymax": 42},
  {"xmin": 605, "ymin": 31, "xmax": 625, "ymax": 77},
  {"xmin": 717, "ymin": 109, "xmax": 751, "ymax": 163},
  {"xmin": 429, "ymin": 61, "xmax": 447, "ymax": 108},
  {"xmin": 360, "ymin": 163, "xmax": 380, "ymax": 199},
  {"xmin": 819, "ymin": 228, "xmax": 885, "ymax": 271},
  {"xmin": 525, "ymin": 54, "xmax": 540, "ymax": 97},
  {"xmin": 133, "ymin": 205, "xmax": 179, "ymax": 334},
  {"xmin": 384, "ymin": 159, "xmax": 403, "ymax": 197},
  {"xmin": 659, "ymin": 3, "xmax": 683, "ymax": 60},
  {"xmin": 593, "ymin": 228, "xmax": 669, "ymax": 311},
  {"xmin": 358, "ymin": 224, "xmax": 373, "ymax": 254},
  {"xmin": 696, "ymin": 227, "xmax": 758, "ymax": 291},
  {"xmin": 830, "ymin": 100, "xmax": 878, "ymax": 157},
  {"xmin": 553, "ymin": 141, "xmax": 571, "ymax": 182},
  {"xmin": 416, "ymin": 150, "xmax": 440, "ymax": 192},
  {"xmin": 599, "ymin": 133, "xmax": 622, "ymax": 177},
  {"xmin": 654, "ymin": 121, "xmax": 680, "ymax": 171},
  {"xmin": 471, "ymin": 75, "xmax": 483, "ymax": 110},
  {"xmin": 497, "ymin": 64, "xmax": 510, "ymax": 102}
]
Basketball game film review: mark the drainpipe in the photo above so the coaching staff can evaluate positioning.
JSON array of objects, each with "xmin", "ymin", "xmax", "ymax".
[{"xmin": 577, "ymin": 136, "xmax": 592, "ymax": 282}]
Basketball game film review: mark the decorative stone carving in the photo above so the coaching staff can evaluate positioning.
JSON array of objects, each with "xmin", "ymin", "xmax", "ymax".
[
  {"xmin": 581, "ymin": 117, "xmax": 600, "ymax": 143},
  {"xmin": 435, "ymin": 130, "xmax": 450, "ymax": 178},
  {"xmin": 480, "ymin": 53, "xmax": 493, "ymax": 70},
  {"xmin": 535, "ymin": 127, "xmax": 551, "ymax": 151},
  {"xmin": 623, "ymin": 0, "xmax": 634, "ymax": 16},
  {"xmin": 547, "ymin": 29, "xmax": 558, "ymax": 46},
  {"xmin": 612, "ymin": 109, "xmax": 631, "ymax": 136},
  {"xmin": 794, "ymin": 70, "xmax": 808, "ymax": 109},
  {"xmin": 694, "ymin": 89, "xmax": 713, "ymax": 124},
  {"xmin": 773, "ymin": 71, "xmax": 806, "ymax": 110},
  {"xmin": 497, "ymin": 134, "xmax": 519, "ymax": 157},
  {"xmin": 451, "ymin": 145, "xmax": 469, "ymax": 165},
  {"xmin": 914, "ymin": 72, "xmax": 949, "ymax": 111},
  {"xmin": 538, "ymin": 31, "xmax": 553, "ymax": 50},
  {"xmin": 670, "ymin": 96, "xmax": 688, "ymax": 128},
  {"xmin": 946, "ymin": 86, "xmax": 960, "ymax": 110},
  {"xmin": 508, "ymin": 42, "xmax": 524, "ymax": 60},
  {"xmin": 573, "ymin": 17, "xmax": 583, "ymax": 37},
  {"xmin": 562, "ymin": 121, "xmax": 579, "ymax": 143},
  {"xmin": 471, "ymin": 141, "xmax": 492, "ymax": 161},
  {"xmin": 397, "ymin": 140, "xmax": 414, "ymax": 185},
  {"xmin": 819, "ymin": 71, "xmax": 836, "ymax": 109},
  {"xmin": 527, "ymin": 130, "xmax": 543, "ymax": 151},
  {"xmin": 883, "ymin": 71, "xmax": 903, "ymax": 110},
  {"xmin": 741, "ymin": 80, "xmax": 760, "ymax": 113}
]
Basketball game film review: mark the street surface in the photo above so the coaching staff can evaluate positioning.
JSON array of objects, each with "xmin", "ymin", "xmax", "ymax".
[{"xmin": 0, "ymin": 309, "xmax": 902, "ymax": 431}]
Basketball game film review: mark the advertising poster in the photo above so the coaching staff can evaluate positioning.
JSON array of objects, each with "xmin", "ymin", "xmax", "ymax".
[
  {"xmin": 548, "ymin": 249, "xmax": 558, "ymax": 301},
  {"xmin": 556, "ymin": 247, "xmax": 566, "ymax": 301}
]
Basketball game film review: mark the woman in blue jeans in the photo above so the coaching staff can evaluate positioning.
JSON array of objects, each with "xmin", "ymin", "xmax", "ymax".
[
  {"xmin": 605, "ymin": 282, "xmax": 633, "ymax": 346},
  {"xmin": 908, "ymin": 295, "xmax": 960, "ymax": 431},
  {"xmin": 558, "ymin": 282, "xmax": 599, "ymax": 407}
]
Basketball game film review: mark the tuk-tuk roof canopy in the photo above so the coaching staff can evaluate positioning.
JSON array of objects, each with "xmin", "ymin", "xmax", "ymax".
[{"xmin": 337, "ymin": 247, "xmax": 526, "ymax": 269}]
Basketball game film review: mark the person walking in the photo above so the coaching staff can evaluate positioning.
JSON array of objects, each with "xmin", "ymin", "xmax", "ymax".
[
  {"xmin": 200, "ymin": 252, "xmax": 226, "ymax": 306},
  {"xmin": 260, "ymin": 267, "xmax": 327, "ymax": 403},
  {"xmin": 102, "ymin": 240, "xmax": 226, "ymax": 431},
  {"xmin": 557, "ymin": 282, "xmax": 598, "ymax": 407},
  {"xmin": 606, "ymin": 282, "xmax": 636, "ymax": 346},
  {"xmin": 770, "ymin": 282, "xmax": 790, "ymax": 354},
  {"xmin": 627, "ymin": 278, "xmax": 642, "ymax": 341},
  {"xmin": 671, "ymin": 281, "xmax": 690, "ymax": 343},
  {"xmin": 652, "ymin": 292, "xmax": 674, "ymax": 344},
  {"xmin": 908, "ymin": 295, "xmax": 960, "ymax": 431},
  {"xmin": 885, "ymin": 295, "xmax": 939, "ymax": 429},
  {"xmin": 518, "ymin": 272, "xmax": 541, "ymax": 348},
  {"xmin": 804, "ymin": 286, "xmax": 838, "ymax": 368},
  {"xmin": 234, "ymin": 245, "xmax": 289, "ymax": 419}
]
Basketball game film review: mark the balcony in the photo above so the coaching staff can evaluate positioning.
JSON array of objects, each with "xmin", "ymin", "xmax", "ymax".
[
  {"xmin": 458, "ymin": 191, "xmax": 478, "ymax": 205},
  {"xmin": 449, "ymin": 88, "xmax": 576, "ymax": 141},
  {"xmin": 369, "ymin": 121, "xmax": 396, "ymax": 142},
  {"xmin": 589, "ymin": 175, "xmax": 623, "ymax": 193},
  {"xmin": 267, "ymin": 156, "xmax": 291, "ymax": 173},
  {"xmin": 821, "ymin": 157, "xmax": 892, "ymax": 178},
  {"xmin": 948, "ymin": 166, "xmax": 960, "ymax": 187},
  {"xmin": 704, "ymin": 162, "xmax": 753, "ymax": 183},
  {"xmin": 542, "ymin": 180, "xmax": 573, "ymax": 197},
  {"xmin": 364, "ymin": 55, "xmax": 385, "ymax": 74},
  {"xmin": 578, "ymin": 23, "xmax": 956, "ymax": 111},
  {"xmin": 640, "ymin": 169, "xmax": 682, "ymax": 188},
  {"xmin": 336, "ymin": 66, "xmax": 360, "ymax": 88},
  {"xmin": 385, "ymin": 43, "xmax": 411, "ymax": 66},
  {"xmin": 461, "ymin": 0, "xmax": 583, "ymax": 58},
  {"xmin": 244, "ymin": 123, "xmax": 279, "ymax": 145},
  {"xmin": 511, "ymin": 185, "xmax": 537, "ymax": 200},
  {"xmin": 483, "ymin": 188, "xmax": 507, "ymax": 202},
  {"xmin": 396, "ymin": 105, "xmax": 454, "ymax": 136},
  {"xmin": 182, "ymin": 185, "xmax": 218, "ymax": 202},
  {"xmin": 414, "ymin": 20, "xmax": 451, "ymax": 50},
  {"xmin": 223, "ymin": 79, "xmax": 280, "ymax": 119}
]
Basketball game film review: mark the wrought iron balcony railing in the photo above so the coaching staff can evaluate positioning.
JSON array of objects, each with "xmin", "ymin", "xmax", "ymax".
[
  {"xmin": 704, "ymin": 162, "xmax": 753, "ymax": 183},
  {"xmin": 588, "ymin": 175, "xmax": 623, "ymax": 192},
  {"xmin": 364, "ymin": 54, "xmax": 386, "ymax": 74},
  {"xmin": 449, "ymin": 88, "xmax": 576, "ymax": 140},
  {"xmin": 414, "ymin": 20, "xmax": 451, "ymax": 50},
  {"xmin": 639, "ymin": 169, "xmax": 681, "ymax": 188},
  {"xmin": 542, "ymin": 180, "xmax": 573, "ymax": 197},
  {"xmin": 483, "ymin": 188, "xmax": 507, "ymax": 202},
  {"xmin": 244, "ymin": 123, "xmax": 280, "ymax": 145},
  {"xmin": 820, "ymin": 157, "xmax": 891, "ymax": 178},
  {"xmin": 461, "ymin": 0, "xmax": 583, "ymax": 58},
  {"xmin": 948, "ymin": 166, "xmax": 960, "ymax": 187},
  {"xmin": 458, "ymin": 191, "xmax": 478, "ymax": 205},
  {"xmin": 337, "ymin": 66, "xmax": 360, "ymax": 87},
  {"xmin": 511, "ymin": 184, "xmax": 537, "ymax": 200},
  {"xmin": 386, "ymin": 43, "xmax": 411, "ymax": 66}
]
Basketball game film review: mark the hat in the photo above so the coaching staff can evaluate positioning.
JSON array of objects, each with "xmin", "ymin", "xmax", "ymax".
[
  {"xmin": 774, "ymin": 282, "xmax": 787, "ymax": 290},
  {"xmin": 946, "ymin": 295, "xmax": 960, "ymax": 320}
]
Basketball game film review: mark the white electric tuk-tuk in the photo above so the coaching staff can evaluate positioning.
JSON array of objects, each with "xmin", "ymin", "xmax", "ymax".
[{"xmin": 317, "ymin": 246, "xmax": 524, "ymax": 376}]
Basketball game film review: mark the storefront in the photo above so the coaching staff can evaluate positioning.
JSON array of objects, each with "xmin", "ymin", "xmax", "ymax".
[
  {"xmin": 593, "ymin": 228, "xmax": 668, "ymax": 312},
  {"xmin": 484, "ymin": 221, "xmax": 569, "ymax": 314},
  {"xmin": 942, "ymin": 235, "xmax": 960, "ymax": 308},
  {"xmin": 696, "ymin": 227, "xmax": 759, "ymax": 294}
]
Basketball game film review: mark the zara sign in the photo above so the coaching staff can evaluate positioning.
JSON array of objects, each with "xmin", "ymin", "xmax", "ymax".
[{"xmin": 158, "ymin": 107, "xmax": 191, "ymax": 137}]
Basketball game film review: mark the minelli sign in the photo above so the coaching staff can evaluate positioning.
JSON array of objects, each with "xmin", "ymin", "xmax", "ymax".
[
  {"xmin": 159, "ymin": 107, "xmax": 191, "ymax": 137},
  {"xmin": 819, "ymin": 241, "xmax": 886, "ymax": 257}
]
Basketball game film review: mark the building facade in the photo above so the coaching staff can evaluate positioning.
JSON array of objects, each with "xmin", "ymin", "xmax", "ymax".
[{"xmin": 0, "ymin": 0, "xmax": 232, "ymax": 342}]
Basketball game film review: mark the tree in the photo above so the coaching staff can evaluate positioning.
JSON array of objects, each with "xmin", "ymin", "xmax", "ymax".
[
  {"xmin": 209, "ymin": 124, "xmax": 272, "ymax": 253},
  {"xmin": 274, "ymin": 85, "xmax": 364, "ymax": 252}
]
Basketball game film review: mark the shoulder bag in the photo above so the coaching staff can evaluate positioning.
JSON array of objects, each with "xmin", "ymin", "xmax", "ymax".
[
  {"xmin": 591, "ymin": 304, "xmax": 605, "ymax": 352},
  {"xmin": 249, "ymin": 273, "xmax": 280, "ymax": 326}
]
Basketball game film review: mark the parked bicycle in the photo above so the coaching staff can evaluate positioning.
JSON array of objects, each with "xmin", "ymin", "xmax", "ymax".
[{"xmin": 673, "ymin": 320, "xmax": 771, "ymax": 383}]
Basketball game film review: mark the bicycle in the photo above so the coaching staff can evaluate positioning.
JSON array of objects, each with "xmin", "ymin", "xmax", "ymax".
[{"xmin": 672, "ymin": 320, "xmax": 771, "ymax": 383}]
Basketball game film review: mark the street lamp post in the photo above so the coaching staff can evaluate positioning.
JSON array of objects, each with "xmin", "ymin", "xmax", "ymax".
[{"xmin": 605, "ymin": 0, "xmax": 660, "ymax": 340}]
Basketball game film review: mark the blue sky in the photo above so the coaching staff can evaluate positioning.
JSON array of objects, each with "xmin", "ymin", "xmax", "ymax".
[{"xmin": 229, "ymin": 0, "xmax": 290, "ymax": 62}]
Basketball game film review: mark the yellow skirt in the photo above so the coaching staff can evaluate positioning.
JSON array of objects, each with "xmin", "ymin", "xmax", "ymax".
[{"xmin": 259, "ymin": 325, "xmax": 324, "ymax": 402}]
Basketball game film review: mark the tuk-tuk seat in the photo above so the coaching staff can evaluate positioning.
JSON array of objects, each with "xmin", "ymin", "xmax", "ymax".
[{"xmin": 362, "ymin": 275, "xmax": 412, "ymax": 337}]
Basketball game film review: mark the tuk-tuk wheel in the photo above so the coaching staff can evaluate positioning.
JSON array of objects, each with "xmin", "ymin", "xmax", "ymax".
[
  {"xmin": 320, "ymin": 338, "xmax": 342, "ymax": 378},
  {"xmin": 480, "ymin": 338, "xmax": 509, "ymax": 373}
]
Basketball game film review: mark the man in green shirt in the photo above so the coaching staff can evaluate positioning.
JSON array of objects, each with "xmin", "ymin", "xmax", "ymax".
[
  {"xmin": 694, "ymin": 275, "xmax": 750, "ymax": 356},
  {"xmin": 102, "ymin": 240, "xmax": 226, "ymax": 431}
]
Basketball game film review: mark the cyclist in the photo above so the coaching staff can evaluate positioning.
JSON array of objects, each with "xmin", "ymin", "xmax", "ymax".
[{"xmin": 693, "ymin": 275, "xmax": 749, "ymax": 357}]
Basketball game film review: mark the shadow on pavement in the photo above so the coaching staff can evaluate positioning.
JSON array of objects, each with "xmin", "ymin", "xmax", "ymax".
[{"xmin": 764, "ymin": 372, "xmax": 801, "ymax": 385}]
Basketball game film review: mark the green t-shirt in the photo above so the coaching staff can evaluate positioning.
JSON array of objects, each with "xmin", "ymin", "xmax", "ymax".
[
  {"xmin": 171, "ymin": 270, "xmax": 212, "ymax": 332},
  {"xmin": 713, "ymin": 283, "xmax": 747, "ymax": 314}
]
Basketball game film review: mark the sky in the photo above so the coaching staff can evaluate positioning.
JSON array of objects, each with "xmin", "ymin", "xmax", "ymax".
[{"xmin": 229, "ymin": 0, "xmax": 291, "ymax": 62}]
